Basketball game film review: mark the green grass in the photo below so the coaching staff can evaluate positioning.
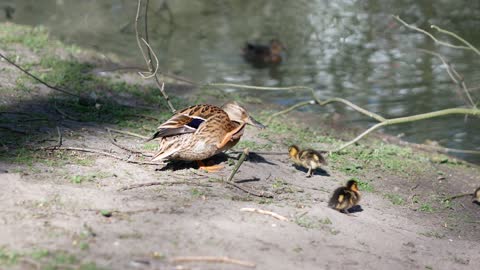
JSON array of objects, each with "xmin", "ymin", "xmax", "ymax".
[
  {"xmin": 0, "ymin": 246, "xmax": 105, "ymax": 269},
  {"xmin": 419, "ymin": 203, "xmax": 434, "ymax": 213},
  {"xmin": 384, "ymin": 193, "xmax": 405, "ymax": 205},
  {"xmin": 354, "ymin": 178, "xmax": 374, "ymax": 192}
]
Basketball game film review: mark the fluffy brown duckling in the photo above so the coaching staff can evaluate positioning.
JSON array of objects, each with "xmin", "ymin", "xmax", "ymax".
[
  {"xmin": 473, "ymin": 187, "xmax": 480, "ymax": 205},
  {"xmin": 328, "ymin": 180, "xmax": 361, "ymax": 214},
  {"xmin": 288, "ymin": 145, "xmax": 327, "ymax": 177},
  {"xmin": 242, "ymin": 39, "xmax": 285, "ymax": 67}
]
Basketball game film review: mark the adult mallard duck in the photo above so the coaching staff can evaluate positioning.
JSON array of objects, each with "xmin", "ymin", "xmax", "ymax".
[
  {"xmin": 288, "ymin": 145, "xmax": 327, "ymax": 177},
  {"xmin": 149, "ymin": 101, "xmax": 264, "ymax": 170},
  {"xmin": 242, "ymin": 39, "xmax": 285, "ymax": 67}
]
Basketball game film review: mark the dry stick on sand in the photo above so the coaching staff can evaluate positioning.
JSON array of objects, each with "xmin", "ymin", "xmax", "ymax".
[
  {"xmin": 40, "ymin": 146, "xmax": 164, "ymax": 166},
  {"xmin": 240, "ymin": 207, "xmax": 289, "ymax": 222},
  {"xmin": 443, "ymin": 192, "xmax": 474, "ymax": 202},
  {"xmin": 171, "ymin": 256, "xmax": 256, "ymax": 268},
  {"xmin": 107, "ymin": 127, "xmax": 150, "ymax": 140},
  {"xmin": 107, "ymin": 129, "xmax": 154, "ymax": 157},
  {"xmin": 118, "ymin": 180, "xmax": 212, "ymax": 191},
  {"xmin": 225, "ymin": 148, "xmax": 274, "ymax": 198}
]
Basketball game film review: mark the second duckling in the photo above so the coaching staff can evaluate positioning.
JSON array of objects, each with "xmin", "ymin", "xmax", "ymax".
[
  {"xmin": 288, "ymin": 145, "xmax": 327, "ymax": 177},
  {"xmin": 328, "ymin": 180, "xmax": 361, "ymax": 214}
]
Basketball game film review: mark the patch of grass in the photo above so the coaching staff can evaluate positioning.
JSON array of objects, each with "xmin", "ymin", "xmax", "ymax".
[
  {"xmin": 354, "ymin": 178, "xmax": 374, "ymax": 192},
  {"xmin": 235, "ymin": 140, "xmax": 270, "ymax": 151},
  {"xmin": 30, "ymin": 249, "xmax": 50, "ymax": 260},
  {"xmin": 419, "ymin": 203, "xmax": 434, "ymax": 213},
  {"xmin": 0, "ymin": 24, "xmax": 50, "ymax": 51},
  {"xmin": 384, "ymin": 193, "xmax": 405, "ymax": 205},
  {"xmin": 190, "ymin": 188, "xmax": 206, "ymax": 197},
  {"xmin": 0, "ymin": 247, "xmax": 20, "ymax": 266},
  {"xmin": 419, "ymin": 231, "xmax": 444, "ymax": 239},
  {"xmin": 271, "ymin": 178, "xmax": 295, "ymax": 194},
  {"xmin": 142, "ymin": 142, "xmax": 158, "ymax": 151}
]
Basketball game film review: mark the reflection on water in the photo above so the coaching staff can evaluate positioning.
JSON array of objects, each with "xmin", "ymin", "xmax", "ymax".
[{"xmin": 1, "ymin": 0, "xmax": 480, "ymax": 163}]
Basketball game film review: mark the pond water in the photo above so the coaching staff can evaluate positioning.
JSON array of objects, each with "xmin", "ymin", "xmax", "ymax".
[{"xmin": 2, "ymin": 0, "xmax": 480, "ymax": 163}]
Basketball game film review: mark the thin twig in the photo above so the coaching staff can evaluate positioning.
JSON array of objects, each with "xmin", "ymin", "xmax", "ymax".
[
  {"xmin": 240, "ymin": 207, "xmax": 289, "ymax": 221},
  {"xmin": 118, "ymin": 181, "xmax": 212, "ymax": 191},
  {"xmin": 107, "ymin": 127, "xmax": 150, "ymax": 140},
  {"xmin": 430, "ymin": 25, "xmax": 480, "ymax": 56},
  {"xmin": 418, "ymin": 49, "xmax": 476, "ymax": 108},
  {"xmin": 393, "ymin": 16, "xmax": 471, "ymax": 51},
  {"xmin": 0, "ymin": 51, "xmax": 83, "ymax": 99},
  {"xmin": 0, "ymin": 125, "xmax": 27, "ymax": 134},
  {"xmin": 135, "ymin": 0, "xmax": 176, "ymax": 113},
  {"xmin": 107, "ymin": 129, "xmax": 153, "ymax": 157},
  {"xmin": 40, "ymin": 146, "xmax": 164, "ymax": 165},
  {"xmin": 54, "ymin": 102, "xmax": 79, "ymax": 121},
  {"xmin": 267, "ymin": 100, "xmax": 316, "ymax": 123},
  {"xmin": 443, "ymin": 193, "xmax": 473, "ymax": 202},
  {"xmin": 55, "ymin": 126, "xmax": 63, "ymax": 147},
  {"xmin": 171, "ymin": 256, "xmax": 256, "ymax": 268},
  {"xmin": 138, "ymin": 38, "xmax": 159, "ymax": 79},
  {"xmin": 225, "ymin": 181, "xmax": 274, "ymax": 198}
]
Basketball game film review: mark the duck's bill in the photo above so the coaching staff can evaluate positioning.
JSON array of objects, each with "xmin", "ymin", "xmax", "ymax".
[{"xmin": 247, "ymin": 117, "xmax": 266, "ymax": 129}]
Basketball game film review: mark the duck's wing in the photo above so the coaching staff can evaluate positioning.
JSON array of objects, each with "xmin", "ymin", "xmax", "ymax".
[{"xmin": 148, "ymin": 113, "xmax": 206, "ymax": 140}]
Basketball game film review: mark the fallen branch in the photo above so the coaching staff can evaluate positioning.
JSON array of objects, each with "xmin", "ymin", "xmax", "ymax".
[
  {"xmin": 332, "ymin": 107, "xmax": 480, "ymax": 152},
  {"xmin": 240, "ymin": 207, "xmax": 289, "ymax": 222},
  {"xmin": 211, "ymin": 83, "xmax": 480, "ymax": 154},
  {"xmin": 171, "ymin": 256, "xmax": 256, "ymax": 268},
  {"xmin": 118, "ymin": 181, "xmax": 212, "ymax": 191}
]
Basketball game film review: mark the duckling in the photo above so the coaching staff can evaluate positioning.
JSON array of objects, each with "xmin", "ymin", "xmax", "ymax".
[
  {"xmin": 473, "ymin": 187, "xmax": 480, "ymax": 205},
  {"xmin": 288, "ymin": 145, "xmax": 327, "ymax": 177},
  {"xmin": 242, "ymin": 39, "xmax": 285, "ymax": 67},
  {"xmin": 328, "ymin": 180, "xmax": 361, "ymax": 214}
]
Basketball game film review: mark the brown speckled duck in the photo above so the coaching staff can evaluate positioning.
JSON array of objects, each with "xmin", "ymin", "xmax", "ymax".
[
  {"xmin": 149, "ymin": 101, "xmax": 264, "ymax": 171},
  {"xmin": 242, "ymin": 39, "xmax": 285, "ymax": 66}
]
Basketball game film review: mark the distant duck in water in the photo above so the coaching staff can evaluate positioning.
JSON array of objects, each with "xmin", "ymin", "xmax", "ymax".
[
  {"xmin": 242, "ymin": 39, "xmax": 285, "ymax": 67},
  {"xmin": 328, "ymin": 180, "xmax": 361, "ymax": 215}
]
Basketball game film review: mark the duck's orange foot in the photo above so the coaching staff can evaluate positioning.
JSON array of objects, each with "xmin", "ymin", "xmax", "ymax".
[{"xmin": 197, "ymin": 160, "xmax": 223, "ymax": 173}]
